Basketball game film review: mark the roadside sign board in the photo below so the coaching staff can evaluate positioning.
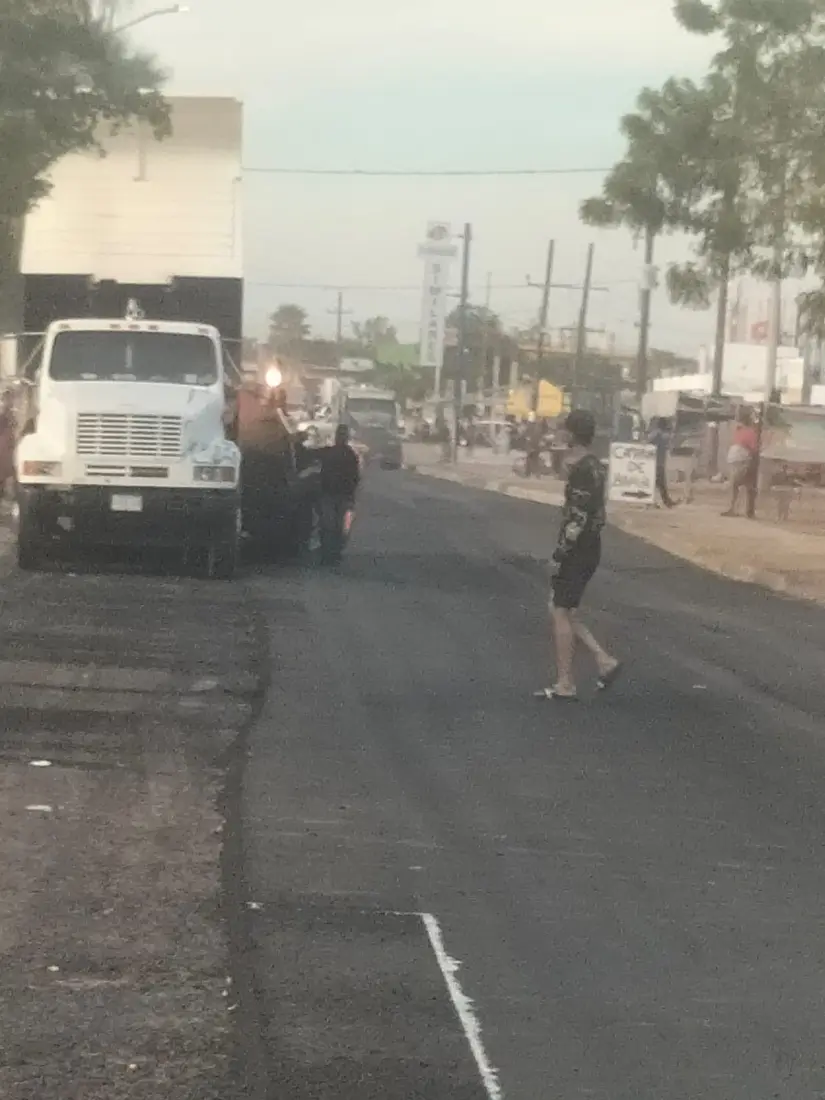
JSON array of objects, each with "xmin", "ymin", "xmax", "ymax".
[{"xmin": 608, "ymin": 442, "xmax": 656, "ymax": 505}]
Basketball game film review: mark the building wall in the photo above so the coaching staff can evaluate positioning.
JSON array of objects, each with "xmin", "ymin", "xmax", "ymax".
[
  {"xmin": 653, "ymin": 342, "xmax": 804, "ymax": 399},
  {"xmin": 21, "ymin": 97, "xmax": 243, "ymax": 284}
]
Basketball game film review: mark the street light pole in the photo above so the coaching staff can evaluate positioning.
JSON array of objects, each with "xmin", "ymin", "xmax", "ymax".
[
  {"xmin": 113, "ymin": 4, "xmax": 188, "ymax": 33},
  {"xmin": 452, "ymin": 222, "xmax": 472, "ymax": 464}
]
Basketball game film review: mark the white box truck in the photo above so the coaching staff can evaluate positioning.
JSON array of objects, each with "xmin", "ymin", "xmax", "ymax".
[{"xmin": 13, "ymin": 97, "xmax": 245, "ymax": 576}]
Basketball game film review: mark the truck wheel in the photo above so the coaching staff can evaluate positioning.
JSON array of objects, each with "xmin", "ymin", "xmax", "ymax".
[
  {"xmin": 17, "ymin": 534, "xmax": 45, "ymax": 571},
  {"xmin": 207, "ymin": 537, "xmax": 238, "ymax": 580},
  {"xmin": 17, "ymin": 511, "xmax": 45, "ymax": 572},
  {"xmin": 283, "ymin": 501, "xmax": 314, "ymax": 560}
]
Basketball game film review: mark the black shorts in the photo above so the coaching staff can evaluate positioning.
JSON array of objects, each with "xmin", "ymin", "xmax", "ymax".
[{"xmin": 551, "ymin": 537, "xmax": 601, "ymax": 610}]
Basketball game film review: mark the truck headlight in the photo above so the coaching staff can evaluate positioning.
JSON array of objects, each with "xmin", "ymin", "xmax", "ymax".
[
  {"xmin": 22, "ymin": 461, "xmax": 62, "ymax": 477},
  {"xmin": 193, "ymin": 464, "xmax": 236, "ymax": 484}
]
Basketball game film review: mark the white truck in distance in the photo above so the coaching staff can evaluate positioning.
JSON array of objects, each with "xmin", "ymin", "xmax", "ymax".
[
  {"xmin": 337, "ymin": 385, "xmax": 403, "ymax": 469},
  {"xmin": 15, "ymin": 305, "xmax": 242, "ymax": 576}
]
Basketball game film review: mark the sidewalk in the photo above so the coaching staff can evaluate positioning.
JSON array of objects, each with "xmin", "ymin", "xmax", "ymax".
[{"xmin": 406, "ymin": 444, "xmax": 825, "ymax": 605}]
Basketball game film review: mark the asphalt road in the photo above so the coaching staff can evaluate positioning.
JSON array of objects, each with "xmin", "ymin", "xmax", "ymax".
[
  {"xmin": 0, "ymin": 547, "xmax": 258, "ymax": 1100},
  {"xmin": 241, "ymin": 468, "xmax": 825, "ymax": 1100}
]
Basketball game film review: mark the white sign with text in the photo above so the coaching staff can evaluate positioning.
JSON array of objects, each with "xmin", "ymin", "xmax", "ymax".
[
  {"xmin": 418, "ymin": 221, "xmax": 457, "ymax": 376},
  {"xmin": 608, "ymin": 442, "xmax": 656, "ymax": 505}
]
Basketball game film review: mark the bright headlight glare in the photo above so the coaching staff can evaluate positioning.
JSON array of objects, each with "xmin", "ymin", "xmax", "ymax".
[
  {"xmin": 265, "ymin": 366, "xmax": 282, "ymax": 388},
  {"xmin": 22, "ymin": 461, "xmax": 62, "ymax": 477}
]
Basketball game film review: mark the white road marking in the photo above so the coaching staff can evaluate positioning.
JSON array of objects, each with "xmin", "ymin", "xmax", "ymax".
[{"xmin": 421, "ymin": 912, "xmax": 503, "ymax": 1100}]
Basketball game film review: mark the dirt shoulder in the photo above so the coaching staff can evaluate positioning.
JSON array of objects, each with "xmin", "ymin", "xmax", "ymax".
[{"xmin": 0, "ymin": 560, "xmax": 259, "ymax": 1099}]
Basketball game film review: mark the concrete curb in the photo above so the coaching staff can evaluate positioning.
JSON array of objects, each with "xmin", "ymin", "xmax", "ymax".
[{"xmin": 413, "ymin": 464, "xmax": 825, "ymax": 605}]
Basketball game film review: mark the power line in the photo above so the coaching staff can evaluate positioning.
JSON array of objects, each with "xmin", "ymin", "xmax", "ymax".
[
  {"xmin": 242, "ymin": 165, "xmax": 611, "ymax": 177},
  {"xmin": 246, "ymin": 279, "xmax": 632, "ymax": 291}
]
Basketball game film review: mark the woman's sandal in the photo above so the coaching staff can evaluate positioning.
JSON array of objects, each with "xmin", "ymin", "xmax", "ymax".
[
  {"xmin": 597, "ymin": 663, "xmax": 624, "ymax": 692},
  {"xmin": 533, "ymin": 687, "xmax": 579, "ymax": 702}
]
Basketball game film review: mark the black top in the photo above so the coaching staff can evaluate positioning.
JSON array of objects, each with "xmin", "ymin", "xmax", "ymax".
[
  {"xmin": 319, "ymin": 443, "xmax": 361, "ymax": 496},
  {"xmin": 553, "ymin": 453, "xmax": 606, "ymax": 564}
]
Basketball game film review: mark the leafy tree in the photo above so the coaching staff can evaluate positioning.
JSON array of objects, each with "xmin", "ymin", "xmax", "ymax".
[
  {"xmin": 0, "ymin": 0, "xmax": 169, "ymax": 330},
  {"xmin": 667, "ymin": 0, "xmax": 825, "ymax": 387},
  {"xmin": 581, "ymin": 77, "xmax": 712, "ymax": 395},
  {"xmin": 267, "ymin": 303, "xmax": 311, "ymax": 350},
  {"xmin": 448, "ymin": 304, "xmax": 502, "ymax": 351},
  {"xmin": 445, "ymin": 304, "xmax": 517, "ymax": 389},
  {"xmin": 369, "ymin": 362, "xmax": 430, "ymax": 404},
  {"xmin": 351, "ymin": 315, "xmax": 398, "ymax": 350}
]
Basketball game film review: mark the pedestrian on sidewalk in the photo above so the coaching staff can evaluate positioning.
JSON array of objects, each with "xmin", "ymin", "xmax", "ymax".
[
  {"xmin": 537, "ymin": 409, "xmax": 621, "ymax": 702},
  {"xmin": 648, "ymin": 417, "xmax": 675, "ymax": 508},
  {"xmin": 723, "ymin": 408, "xmax": 758, "ymax": 518}
]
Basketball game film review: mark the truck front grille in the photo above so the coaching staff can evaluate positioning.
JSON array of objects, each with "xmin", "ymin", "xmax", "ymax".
[{"xmin": 76, "ymin": 414, "xmax": 183, "ymax": 459}]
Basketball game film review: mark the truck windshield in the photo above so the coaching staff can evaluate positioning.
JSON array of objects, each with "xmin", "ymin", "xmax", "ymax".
[
  {"xmin": 48, "ymin": 331, "xmax": 219, "ymax": 385},
  {"xmin": 347, "ymin": 398, "xmax": 396, "ymax": 428}
]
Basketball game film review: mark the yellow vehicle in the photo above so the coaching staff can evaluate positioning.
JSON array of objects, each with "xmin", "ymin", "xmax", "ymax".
[{"xmin": 506, "ymin": 381, "xmax": 564, "ymax": 419}]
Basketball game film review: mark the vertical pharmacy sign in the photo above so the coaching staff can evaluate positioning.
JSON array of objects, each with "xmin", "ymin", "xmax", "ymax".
[{"xmin": 418, "ymin": 221, "xmax": 457, "ymax": 394}]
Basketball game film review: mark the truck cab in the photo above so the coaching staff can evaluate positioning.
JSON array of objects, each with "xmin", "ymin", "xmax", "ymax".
[
  {"xmin": 336, "ymin": 385, "xmax": 403, "ymax": 469},
  {"xmin": 15, "ymin": 304, "xmax": 242, "ymax": 576}
]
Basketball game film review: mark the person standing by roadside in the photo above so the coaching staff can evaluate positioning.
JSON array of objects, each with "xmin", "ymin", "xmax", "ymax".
[
  {"xmin": 648, "ymin": 416, "xmax": 675, "ymax": 508},
  {"xmin": 318, "ymin": 424, "xmax": 361, "ymax": 563},
  {"xmin": 723, "ymin": 407, "xmax": 758, "ymax": 518},
  {"xmin": 536, "ymin": 409, "xmax": 621, "ymax": 701}
]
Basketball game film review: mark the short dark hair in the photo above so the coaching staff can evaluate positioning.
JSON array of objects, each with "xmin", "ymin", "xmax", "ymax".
[{"xmin": 565, "ymin": 408, "xmax": 596, "ymax": 446}]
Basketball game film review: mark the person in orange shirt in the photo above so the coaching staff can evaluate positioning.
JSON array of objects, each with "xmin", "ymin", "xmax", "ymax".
[{"xmin": 723, "ymin": 408, "xmax": 758, "ymax": 517}]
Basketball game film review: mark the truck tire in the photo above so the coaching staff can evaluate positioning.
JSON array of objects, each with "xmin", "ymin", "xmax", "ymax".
[
  {"xmin": 207, "ymin": 536, "xmax": 238, "ymax": 580},
  {"xmin": 17, "ymin": 515, "xmax": 45, "ymax": 572},
  {"xmin": 282, "ymin": 500, "xmax": 314, "ymax": 560},
  {"xmin": 206, "ymin": 503, "xmax": 241, "ymax": 580}
]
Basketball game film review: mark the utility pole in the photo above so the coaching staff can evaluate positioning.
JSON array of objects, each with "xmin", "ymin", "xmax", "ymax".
[
  {"xmin": 328, "ymin": 290, "xmax": 353, "ymax": 349},
  {"xmin": 764, "ymin": 262, "xmax": 782, "ymax": 401},
  {"xmin": 452, "ymin": 222, "xmax": 472, "ymax": 464},
  {"xmin": 571, "ymin": 243, "xmax": 595, "ymax": 396},
  {"xmin": 801, "ymin": 335, "xmax": 816, "ymax": 406},
  {"xmin": 479, "ymin": 271, "xmax": 492, "ymax": 397},
  {"xmin": 635, "ymin": 229, "xmax": 655, "ymax": 401},
  {"xmin": 751, "ymin": 239, "xmax": 783, "ymax": 518},
  {"xmin": 526, "ymin": 239, "xmax": 555, "ymax": 413}
]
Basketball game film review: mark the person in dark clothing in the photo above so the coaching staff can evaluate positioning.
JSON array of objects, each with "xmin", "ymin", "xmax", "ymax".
[
  {"xmin": 648, "ymin": 416, "xmax": 675, "ymax": 507},
  {"xmin": 525, "ymin": 415, "xmax": 542, "ymax": 477},
  {"xmin": 318, "ymin": 424, "xmax": 361, "ymax": 561},
  {"xmin": 536, "ymin": 409, "xmax": 621, "ymax": 701},
  {"xmin": 320, "ymin": 423, "xmax": 360, "ymax": 495}
]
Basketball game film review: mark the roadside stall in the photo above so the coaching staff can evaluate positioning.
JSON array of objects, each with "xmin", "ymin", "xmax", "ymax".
[
  {"xmin": 758, "ymin": 404, "xmax": 825, "ymax": 520},
  {"xmin": 642, "ymin": 391, "xmax": 738, "ymax": 492}
]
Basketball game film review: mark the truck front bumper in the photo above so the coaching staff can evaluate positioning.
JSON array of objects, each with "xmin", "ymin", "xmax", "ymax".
[{"xmin": 18, "ymin": 484, "xmax": 239, "ymax": 550}]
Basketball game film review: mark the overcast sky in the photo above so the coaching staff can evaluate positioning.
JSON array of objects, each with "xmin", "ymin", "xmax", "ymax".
[{"xmin": 129, "ymin": 0, "xmax": 739, "ymax": 356}]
